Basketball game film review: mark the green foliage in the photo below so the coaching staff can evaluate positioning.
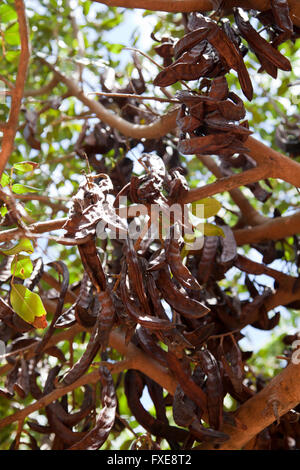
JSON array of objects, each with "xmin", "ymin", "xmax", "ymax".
[
  {"xmin": 11, "ymin": 254, "xmax": 33, "ymax": 279},
  {"xmin": 10, "ymin": 284, "xmax": 47, "ymax": 326},
  {"xmin": 201, "ymin": 223, "xmax": 225, "ymax": 237},
  {"xmin": 191, "ymin": 197, "xmax": 222, "ymax": 219},
  {"xmin": 0, "ymin": 3, "xmax": 17, "ymax": 23},
  {"xmin": 0, "ymin": 173, "xmax": 10, "ymax": 187},
  {"xmin": 248, "ymin": 333, "xmax": 286, "ymax": 379},
  {"xmin": 0, "ymin": 238, "xmax": 34, "ymax": 255},
  {"xmin": 11, "ymin": 183, "xmax": 40, "ymax": 194}
]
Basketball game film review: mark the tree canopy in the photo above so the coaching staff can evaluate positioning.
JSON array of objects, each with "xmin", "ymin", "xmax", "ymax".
[{"xmin": 0, "ymin": 0, "xmax": 299, "ymax": 451}]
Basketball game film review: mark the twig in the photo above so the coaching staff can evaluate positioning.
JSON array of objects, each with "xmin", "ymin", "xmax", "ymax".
[
  {"xmin": 90, "ymin": 91, "xmax": 180, "ymax": 103},
  {"xmin": 115, "ymin": 412, "xmax": 139, "ymax": 438},
  {"xmin": 0, "ymin": 369, "xmax": 102, "ymax": 430},
  {"xmin": 246, "ymin": 136, "xmax": 300, "ymax": 188},
  {"xmin": 0, "ymin": 324, "xmax": 83, "ymax": 377},
  {"xmin": 14, "ymin": 419, "xmax": 25, "ymax": 450},
  {"xmin": 0, "ymin": 0, "xmax": 30, "ymax": 178},
  {"xmin": 125, "ymin": 47, "xmax": 192, "ymax": 91},
  {"xmin": 24, "ymin": 75, "xmax": 59, "ymax": 97},
  {"xmin": 14, "ymin": 194, "xmax": 68, "ymax": 212},
  {"xmin": 0, "ymin": 218, "xmax": 67, "ymax": 243},
  {"xmin": 66, "ymin": 0, "xmax": 85, "ymax": 83},
  {"xmin": 0, "ymin": 74, "xmax": 14, "ymax": 90},
  {"xmin": 124, "ymin": 46, "xmax": 164, "ymax": 71},
  {"xmin": 38, "ymin": 56, "xmax": 180, "ymax": 140}
]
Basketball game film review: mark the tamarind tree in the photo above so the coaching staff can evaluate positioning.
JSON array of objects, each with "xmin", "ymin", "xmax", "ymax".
[{"xmin": 0, "ymin": 0, "xmax": 299, "ymax": 451}]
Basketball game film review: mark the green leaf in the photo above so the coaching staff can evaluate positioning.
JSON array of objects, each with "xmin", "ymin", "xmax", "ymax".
[
  {"xmin": 181, "ymin": 232, "xmax": 204, "ymax": 257},
  {"xmin": 11, "ymin": 184, "xmax": 40, "ymax": 194},
  {"xmin": 0, "ymin": 172, "xmax": 10, "ymax": 187},
  {"xmin": 13, "ymin": 162, "xmax": 38, "ymax": 173},
  {"xmin": 0, "ymin": 206, "xmax": 8, "ymax": 217},
  {"xmin": 0, "ymin": 238, "xmax": 34, "ymax": 255},
  {"xmin": 191, "ymin": 197, "xmax": 222, "ymax": 219},
  {"xmin": 5, "ymin": 50, "xmax": 20, "ymax": 62},
  {"xmin": 83, "ymin": 1, "xmax": 91, "ymax": 15},
  {"xmin": 11, "ymin": 255, "xmax": 33, "ymax": 279},
  {"xmin": 102, "ymin": 41, "xmax": 124, "ymax": 53},
  {"xmin": 0, "ymin": 4, "xmax": 17, "ymax": 23},
  {"xmin": 202, "ymin": 223, "xmax": 225, "ymax": 237},
  {"xmin": 5, "ymin": 22, "xmax": 20, "ymax": 46},
  {"xmin": 10, "ymin": 284, "xmax": 47, "ymax": 328}
]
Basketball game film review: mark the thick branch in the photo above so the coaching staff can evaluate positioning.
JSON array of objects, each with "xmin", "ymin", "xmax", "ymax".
[
  {"xmin": 198, "ymin": 361, "xmax": 300, "ymax": 450},
  {"xmin": 183, "ymin": 165, "xmax": 270, "ymax": 204},
  {"xmin": 196, "ymin": 154, "xmax": 268, "ymax": 226},
  {"xmin": 0, "ymin": 0, "xmax": 30, "ymax": 178},
  {"xmin": 264, "ymin": 282, "xmax": 300, "ymax": 311},
  {"xmin": 0, "ymin": 209, "xmax": 299, "ymax": 248},
  {"xmin": 0, "ymin": 218, "xmax": 66, "ymax": 243},
  {"xmin": 234, "ymin": 210, "xmax": 300, "ymax": 245},
  {"xmin": 246, "ymin": 136, "xmax": 300, "ymax": 188},
  {"xmin": 95, "ymin": 0, "xmax": 300, "ymax": 26}
]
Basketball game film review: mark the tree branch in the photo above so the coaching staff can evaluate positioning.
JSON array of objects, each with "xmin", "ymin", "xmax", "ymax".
[
  {"xmin": 0, "ymin": 218, "xmax": 67, "ymax": 243},
  {"xmin": 197, "ymin": 154, "xmax": 268, "ymax": 226},
  {"xmin": 14, "ymin": 194, "xmax": 68, "ymax": 212},
  {"xmin": 0, "ymin": 0, "xmax": 30, "ymax": 178},
  {"xmin": 246, "ymin": 136, "xmax": 300, "ymax": 188},
  {"xmin": 66, "ymin": 0, "xmax": 85, "ymax": 83},
  {"xmin": 197, "ymin": 360, "xmax": 300, "ymax": 450},
  {"xmin": 0, "ymin": 324, "xmax": 83, "ymax": 377},
  {"xmin": 94, "ymin": 0, "xmax": 300, "ymax": 26},
  {"xmin": 23, "ymin": 75, "xmax": 59, "ymax": 98},
  {"xmin": 0, "ymin": 208, "xmax": 299, "ymax": 248},
  {"xmin": 183, "ymin": 165, "xmax": 270, "ymax": 204},
  {"xmin": 234, "ymin": 210, "xmax": 300, "ymax": 245}
]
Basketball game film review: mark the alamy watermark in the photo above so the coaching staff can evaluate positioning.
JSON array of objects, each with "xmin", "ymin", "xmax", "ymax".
[
  {"xmin": 290, "ymin": 82, "xmax": 300, "ymax": 106},
  {"xmin": 95, "ymin": 197, "xmax": 205, "ymax": 251},
  {"xmin": 291, "ymin": 334, "xmax": 300, "ymax": 365},
  {"xmin": 0, "ymin": 80, "xmax": 8, "ymax": 105},
  {"xmin": 0, "ymin": 340, "xmax": 6, "ymax": 363}
]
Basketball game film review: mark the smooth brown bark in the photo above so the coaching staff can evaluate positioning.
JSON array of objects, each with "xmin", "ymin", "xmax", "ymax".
[
  {"xmin": 0, "ymin": 0, "xmax": 30, "ymax": 178},
  {"xmin": 198, "ymin": 361, "xmax": 300, "ymax": 450},
  {"xmin": 95, "ymin": 0, "xmax": 300, "ymax": 26}
]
